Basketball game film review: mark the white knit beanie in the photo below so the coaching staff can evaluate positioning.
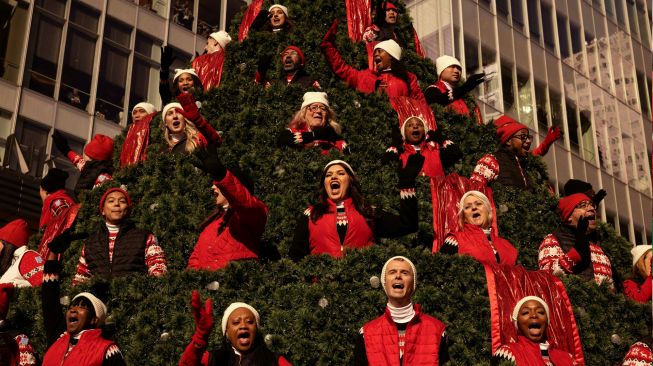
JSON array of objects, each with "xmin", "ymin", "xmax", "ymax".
[
  {"xmin": 72, "ymin": 292, "xmax": 108, "ymax": 326},
  {"xmin": 381, "ymin": 256, "xmax": 417, "ymax": 292},
  {"xmin": 221, "ymin": 302, "xmax": 260, "ymax": 335},
  {"xmin": 209, "ymin": 31, "xmax": 232, "ymax": 50},
  {"xmin": 132, "ymin": 102, "xmax": 156, "ymax": 115},
  {"xmin": 324, "ymin": 160, "xmax": 355, "ymax": 178},
  {"xmin": 401, "ymin": 116, "xmax": 429, "ymax": 140},
  {"xmin": 631, "ymin": 245, "xmax": 652, "ymax": 269},
  {"xmin": 162, "ymin": 102, "xmax": 182, "ymax": 118},
  {"xmin": 435, "ymin": 55, "xmax": 462, "ymax": 77},
  {"xmin": 173, "ymin": 68, "xmax": 199, "ymax": 82},
  {"xmin": 269, "ymin": 4, "xmax": 288, "ymax": 16},
  {"xmin": 301, "ymin": 92, "xmax": 329, "ymax": 109},
  {"xmin": 374, "ymin": 40, "xmax": 402, "ymax": 61},
  {"xmin": 511, "ymin": 296, "xmax": 550, "ymax": 325}
]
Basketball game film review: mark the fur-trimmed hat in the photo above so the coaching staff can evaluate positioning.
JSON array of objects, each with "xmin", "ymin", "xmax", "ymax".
[
  {"xmin": 558, "ymin": 193, "xmax": 592, "ymax": 221},
  {"xmin": 323, "ymin": 160, "xmax": 355, "ymax": 178},
  {"xmin": 494, "ymin": 115, "xmax": 528, "ymax": 145},
  {"xmin": 209, "ymin": 31, "xmax": 232, "ymax": 50},
  {"xmin": 84, "ymin": 134, "xmax": 114, "ymax": 161},
  {"xmin": 389, "ymin": 96, "xmax": 437, "ymax": 140},
  {"xmin": 132, "ymin": 102, "xmax": 156, "ymax": 115},
  {"xmin": 99, "ymin": 187, "xmax": 132, "ymax": 214},
  {"xmin": 381, "ymin": 256, "xmax": 417, "ymax": 292},
  {"xmin": 435, "ymin": 55, "xmax": 462, "ymax": 78},
  {"xmin": 301, "ymin": 92, "xmax": 329, "ymax": 109},
  {"xmin": 72, "ymin": 292, "xmax": 108, "ymax": 326},
  {"xmin": 631, "ymin": 245, "xmax": 652, "ymax": 269},
  {"xmin": 374, "ymin": 40, "xmax": 402, "ymax": 61},
  {"xmin": 40, "ymin": 168, "xmax": 69, "ymax": 193},
  {"xmin": 281, "ymin": 45, "xmax": 305, "ymax": 66},
  {"xmin": 221, "ymin": 302, "xmax": 260, "ymax": 335},
  {"xmin": 511, "ymin": 296, "xmax": 550, "ymax": 325},
  {"xmin": 0, "ymin": 219, "xmax": 30, "ymax": 248},
  {"xmin": 268, "ymin": 4, "xmax": 288, "ymax": 16},
  {"xmin": 173, "ymin": 68, "xmax": 199, "ymax": 83},
  {"xmin": 162, "ymin": 102, "xmax": 183, "ymax": 119}
]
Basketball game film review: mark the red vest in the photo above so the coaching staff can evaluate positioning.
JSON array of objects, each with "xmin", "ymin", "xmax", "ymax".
[
  {"xmin": 504, "ymin": 336, "xmax": 574, "ymax": 366},
  {"xmin": 401, "ymin": 142, "xmax": 444, "ymax": 178},
  {"xmin": 307, "ymin": 198, "xmax": 374, "ymax": 258},
  {"xmin": 363, "ymin": 304, "xmax": 445, "ymax": 366},
  {"xmin": 42, "ymin": 329, "xmax": 115, "ymax": 366},
  {"xmin": 449, "ymin": 224, "xmax": 518, "ymax": 266}
]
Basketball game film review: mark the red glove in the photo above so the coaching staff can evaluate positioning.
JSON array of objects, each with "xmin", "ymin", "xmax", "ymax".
[
  {"xmin": 532, "ymin": 126, "xmax": 561, "ymax": 156},
  {"xmin": 176, "ymin": 93, "xmax": 202, "ymax": 123},
  {"xmin": 0, "ymin": 283, "xmax": 14, "ymax": 319},
  {"xmin": 321, "ymin": 19, "xmax": 339, "ymax": 46},
  {"xmin": 190, "ymin": 290, "xmax": 214, "ymax": 347}
]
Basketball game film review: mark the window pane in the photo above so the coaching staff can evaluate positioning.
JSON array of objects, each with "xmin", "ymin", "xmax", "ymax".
[
  {"xmin": 24, "ymin": 13, "xmax": 62, "ymax": 97},
  {"xmin": 615, "ymin": 0, "xmax": 626, "ymax": 26},
  {"xmin": 36, "ymin": 0, "xmax": 66, "ymax": 17},
  {"xmin": 501, "ymin": 61, "xmax": 516, "ymax": 115},
  {"xmin": 464, "ymin": 36, "xmax": 480, "ymax": 76},
  {"xmin": 511, "ymin": 0, "xmax": 524, "ymax": 30},
  {"xmin": 11, "ymin": 120, "xmax": 48, "ymax": 178},
  {"xmin": 129, "ymin": 58, "xmax": 160, "ymax": 118},
  {"xmin": 69, "ymin": 3, "xmax": 99, "ymax": 32},
  {"xmin": 496, "ymin": 0, "xmax": 509, "ymax": 20},
  {"xmin": 104, "ymin": 18, "xmax": 132, "ymax": 48},
  {"xmin": 557, "ymin": 13, "xmax": 570, "ymax": 59},
  {"xmin": 527, "ymin": 0, "xmax": 540, "ymax": 41},
  {"xmin": 541, "ymin": 3, "xmax": 555, "ymax": 51},
  {"xmin": 135, "ymin": 32, "xmax": 161, "ymax": 60},
  {"xmin": 637, "ymin": 4, "xmax": 650, "ymax": 45},
  {"xmin": 198, "ymin": 0, "xmax": 221, "ymax": 38},
  {"xmin": 516, "ymin": 68, "xmax": 534, "ymax": 127},
  {"xmin": 0, "ymin": 1, "xmax": 30, "ymax": 83},
  {"xmin": 534, "ymin": 81, "xmax": 549, "ymax": 131},
  {"xmin": 636, "ymin": 71, "xmax": 651, "ymax": 117},
  {"xmin": 225, "ymin": 0, "xmax": 247, "ymax": 31},
  {"xmin": 171, "ymin": 0, "xmax": 195, "ymax": 30},
  {"xmin": 60, "ymin": 28, "xmax": 96, "ymax": 109},
  {"xmin": 626, "ymin": 108, "xmax": 651, "ymax": 192},
  {"xmin": 628, "ymin": 1, "xmax": 640, "ymax": 38},
  {"xmin": 96, "ymin": 45, "xmax": 129, "ymax": 123}
]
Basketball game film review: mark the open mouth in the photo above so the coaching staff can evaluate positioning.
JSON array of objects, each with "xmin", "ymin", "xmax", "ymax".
[
  {"xmin": 237, "ymin": 331, "xmax": 252, "ymax": 346},
  {"xmin": 411, "ymin": 131, "xmax": 421, "ymax": 137},
  {"xmin": 392, "ymin": 283, "xmax": 404, "ymax": 289},
  {"xmin": 172, "ymin": 120, "xmax": 181, "ymax": 128},
  {"xmin": 527, "ymin": 322, "xmax": 543, "ymax": 337},
  {"xmin": 472, "ymin": 212, "xmax": 481, "ymax": 218},
  {"xmin": 329, "ymin": 181, "xmax": 341, "ymax": 192},
  {"xmin": 67, "ymin": 314, "xmax": 79, "ymax": 328}
]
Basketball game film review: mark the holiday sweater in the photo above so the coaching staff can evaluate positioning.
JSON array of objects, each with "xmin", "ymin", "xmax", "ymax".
[
  {"xmin": 66, "ymin": 151, "xmax": 113, "ymax": 193},
  {"xmin": 289, "ymin": 190, "xmax": 418, "ymax": 260},
  {"xmin": 442, "ymin": 224, "xmax": 518, "ymax": 266},
  {"xmin": 621, "ymin": 341, "xmax": 652, "ymax": 366},
  {"xmin": 15, "ymin": 333, "xmax": 37, "ymax": 366},
  {"xmin": 277, "ymin": 126, "xmax": 348, "ymax": 155},
  {"xmin": 623, "ymin": 276, "xmax": 652, "ymax": 303},
  {"xmin": 0, "ymin": 323, "xmax": 37, "ymax": 366},
  {"xmin": 0, "ymin": 246, "xmax": 44, "ymax": 287},
  {"xmin": 538, "ymin": 226, "xmax": 613, "ymax": 287},
  {"xmin": 42, "ymin": 260, "xmax": 125, "ymax": 366},
  {"xmin": 492, "ymin": 336, "xmax": 573, "ymax": 366},
  {"xmin": 73, "ymin": 223, "xmax": 166, "ymax": 285},
  {"xmin": 470, "ymin": 148, "xmax": 531, "ymax": 189},
  {"xmin": 188, "ymin": 170, "xmax": 268, "ymax": 271},
  {"xmin": 354, "ymin": 304, "xmax": 448, "ymax": 366},
  {"xmin": 320, "ymin": 38, "xmax": 425, "ymax": 103},
  {"xmin": 39, "ymin": 190, "xmax": 75, "ymax": 229}
]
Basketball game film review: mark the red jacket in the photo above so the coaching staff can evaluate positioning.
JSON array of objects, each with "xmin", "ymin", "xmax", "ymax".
[
  {"xmin": 39, "ymin": 190, "xmax": 74, "ymax": 229},
  {"xmin": 494, "ymin": 335, "xmax": 574, "ymax": 366},
  {"xmin": 287, "ymin": 126, "xmax": 348, "ymax": 155},
  {"xmin": 307, "ymin": 198, "xmax": 374, "ymax": 258},
  {"xmin": 321, "ymin": 41, "xmax": 425, "ymax": 104},
  {"xmin": 400, "ymin": 142, "xmax": 444, "ymax": 178},
  {"xmin": 42, "ymin": 329, "xmax": 115, "ymax": 366},
  {"xmin": 188, "ymin": 171, "xmax": 268, "ymax": 270},
  {"xmin": 446, "ymin": 224, "xmax": 518, "ymax": 266},
  {"xmin": 363, "ymin": 304, "xmax": 446, "ymax": 366},
  {"xmin": 426, "ymin": 81, "xmax": 483, "ymax": 123}
]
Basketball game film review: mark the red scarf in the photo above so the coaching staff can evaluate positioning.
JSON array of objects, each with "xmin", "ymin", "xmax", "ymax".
[
  {"xmin": 39, "ymin": 190, "xmax": 74, "ymax": 229},
  {"xmin": 452, "ymin": 223, "xmax": 518, "ymax": 266},
  {"xmin": 506, "ymin": 336, "xmax": 574, "ymax": 366},
  {"xmin": 120, "ymin": 113, "xmax": 154, "ymax": 167},
  {"xmin": 192, "ymin": 50, "xmax": 226, "ymax": 91}
]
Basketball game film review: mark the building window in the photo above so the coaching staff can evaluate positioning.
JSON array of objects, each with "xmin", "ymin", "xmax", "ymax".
[
  {"xmin": 534, "ymin": 81, "xmax": 549, "ymax": 131},
  {"xmin": 636, "ymin": 72, "xmax": 651, "ymax": 117},
  {"xmin": 9, "ymin": 119, "xmax": 49, "ymax": 178},
  {"xmin": 0, "ymin": 0, "xmax": 30, "ymax": 83},
  {"xmin": 60, "ymin": 3, "xmax": 100, "ymax": 110},
  {"xmin": 526, "ymin": 0, "xmax": 540, "ymax": 42},
  {"xmin": 23, "ymin": 0, "xmax": 66, "ymax": 97},
  {"xmin": 557, "ymin": 13, "xmax": 570, "ymax": 59},
  {"xmin": 496, "ymin": 0, "xmax": 509, "ymax": 20},
  {"xmin": 636, "ymin": 2, "xmax": 651, "ymax": 46},
  {"xmin": 96, "ymin": 18, "xmax": 132, "ymax": 124},
  {"xmin": 198, "ymin": 0, "xmax": 221, "ymax": 38},
  {"xmin": 130, "ymin": 32, "xmax": 162, "ymax": 117},
  {"xmin": 0, "ymin": 109, "xmax": 12, "ymax": 162},
  {"xmin": 225, "ymin": 0, "xmax": 247, "ymax": 31},
  {"xmin": 50, "ymin": 130, "xmax": 84, "ymax": 189},
  {"xmin": 501, "ymin": 61, "xmax": 516, "ymax": 116},
  {"xmin": 171, "ymin": 0, "xmax": 194, "ymax": 30},
  {"xmin": 516, "ymin": 69, "xmax": 534, "ymax": 127},
  {"xmin": 511, "ymin": 0, "xmax": 524, "ymax": 30},
  {"xmin": 540, "ymin": 3, "xmax": 555, "ymax": 52}
]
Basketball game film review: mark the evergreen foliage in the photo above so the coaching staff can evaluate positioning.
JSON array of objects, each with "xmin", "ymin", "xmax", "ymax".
[{"xmin": 10, "ymin": 1, "xmax": 649, "ymax": 364}]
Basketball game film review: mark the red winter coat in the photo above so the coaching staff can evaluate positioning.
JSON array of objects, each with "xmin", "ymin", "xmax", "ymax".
[
  {"xmin": 494, "ymin": 335, "xmax": 574, "ymax": 366},
  {"xmin": 400, "ymin": 142, "xmax": 444, "ymax": 178},
  {"xmin": 446, "ymin": 224, "xmax": 518, "ymax": 266},
  {"xmin": 42, "ymin": 329, "xmax": 115, "ymax": 366},
  {"xmin": 39, "ymin": 190, "xmax": 75, "ymax": 229},
  {"xmin": 624, "ymin": 276, "xmax": 652, "ymax": 303},
  {"xmin": 321, "ymin": 40, "xmax": 425, "ymax": 104},
  {"xmin": 188, "ymin": 171, "xmax": 268, "ymax": 271},
  {"xmin": 307, "ymin": 198, "xmax": 374, "ymax": 258},
  {"xmin": 363, "ymin": 304, "xmax": 446, "ymax": 365}
]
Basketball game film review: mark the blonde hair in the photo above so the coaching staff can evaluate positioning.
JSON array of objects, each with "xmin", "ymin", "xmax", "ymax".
[
  {"xmin": 457, "ymin": 190, "xmax": 493, "ymax": 229},
  {"xmin": 287, "ymin": 105, "xmax": 342, "ymax": 134},
  {"xmin": 164, "ymin": 118, "xmax": 200, "ymax": 153}
]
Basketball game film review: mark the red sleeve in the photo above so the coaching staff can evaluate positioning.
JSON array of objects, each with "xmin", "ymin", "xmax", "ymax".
[
  {"xmin": 624, "ymin": 276, "xmax": 652, "ymax": 303},
  {"xmin": 320, "ymin": 40, "xmax": 371, "ymax": 93},
  {"xmin": 278, "ymin": 355, "xmax": 292, "ymax": 366},
  {"xmin": 193, "ymin": 118, "xmax": 222, "ymax": 145},
  {"xmin": 216, "ymin": 171, "xmax": 268, "ymax": 215},
  {"xmin": 66, "ymin": 151, "xmax": 86, "ymax": 171},
  {"xmin": 15, "ymin": 334, "xmax": 37, "ymax": 366},
  {"xmin": 408, "ymin": 72, "xmax": 426, "ymax": 105},
  {"xmin": 538, "ymin": 234, "xmax": 577, "ymax": 275},
  {"xmin": 178, "ymin": 343, "xmax": 208, "ymax": 366},
  {"xmin": 470, "ymin": 154, "xmax": 499, "ymax": 186},
  {"xmin": 18, "ymin": 251, "xmax": 44, "ymax": 287}
]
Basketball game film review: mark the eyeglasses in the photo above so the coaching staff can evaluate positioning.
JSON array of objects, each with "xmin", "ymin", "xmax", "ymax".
[
  {"xmin": 512, "ymin": 134, "xmax": 533, "ymax": 142},
  {"xmin": 307, "ymin": 104, "xmax": 327, "ymax": 112}
]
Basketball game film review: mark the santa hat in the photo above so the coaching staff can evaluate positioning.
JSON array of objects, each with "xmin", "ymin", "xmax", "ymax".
[
  {"xmin": 631, "ymin": 245, "xmax": 652, "ymax": 269},
  {"xmin": 132, "ymin": 102, "xmax": 156, "ymax": 115},
  {"xmin": 381, "ymin": 256, "xmax": 417, "ymax": 292},
  {"xmin": 99, "ymin": 187, "xmax": 132, "ymax": 214},
  {"xmin": 0, "ymin": 219, "xmax": 29, "ymax": 248},
  {"xmin": 221, "ymin": 302, "xmax": 260, "ymax": 335},
  {"xmin": 558, "ymin": 193, "xmax": 591, "ymax": 221},
  {"xmin": 374, "ymin": 40, "xmax": 402, "ymax": 61},
  {"xmin": 72, "ymin": 292, "xmax": 108, "ymax": 326},
  {"xmin": 268, "ymin": 4, "xmax": 288, "ymax": 16},
  {"xmin": 301, "ymin": 92, "xmax": 329, "ymax": 109},
  {"xmin": 323, "ymin": 160, "xmax": 355, "ymax": 178},
  {"xmin": 390, "ymin": 97, "xmax": 436, "ymax": 139},
  {"xmin": 173, "ymin": 68, "xmax": 199, "ymax": 83},
  {"xmin": 435, "ymin": 55, "xmax": 462, "ymax": 78},
  {"xmin": 162, "ymin": 102, "xmax": 183, "ymax": 119},
  {"xmin": 40, "ymin": 168, "xmax": 69, "ymax": 193},
  {"xmin": 209, "ymin": 31, "xmax": 232, "ymax": 50},
  {"xmin": 281, "ymin": 45, "xmax": 305, "ymax": 66},
  {"xmin": 494, "ymin": 115, "xmax": 528, "ymax": 145},
  {"xmin": 511, "ymin": 296, "xmax": 550, "ymax": 325},
  {"xmin": 84, "ymin": 134, "xmax": 114, "ymax": 161}
]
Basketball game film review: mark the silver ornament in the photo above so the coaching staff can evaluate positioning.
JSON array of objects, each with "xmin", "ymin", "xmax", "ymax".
[
  {"xmin": 274, "ymin": 166, "xmax": 286, "ymax": 177},
  {"xmin": 160, "ymin": 332, "xmax": 171, "ymax": 341},
  {"xmin": 149, "ymin": 203, "xmax": 159, "ymax": 211},
  {"xmin": 60, "ymin": 296, "xmax": 70, "ymax": 306},
  {"xmin": 610, "ymin": 333, "xmax": 621, "ymax": 345},
  {"xmin": 353, "ymin": 100, "xmax": 361, "ymax": 108},
  {"xmin": 120, "ymin": 184, "xmax": 128, "ymax": 191},
  {"xmin": 264, "ymin": 334, "xmax": 274, "ymax": 346},
  {"xmin": 499, "ymin": 204, "xmax": 509, "ymax": 213},
  {"xmin": 370, "ymin": 275, "xmax": 380, "ymax": 288},
  {"xmin": 318, "ymin": 297, "xmax": 329, "ymax": 308},
  {"xmin": 206, "ymin": 281, "xmax": 220, "ymax": 291}
]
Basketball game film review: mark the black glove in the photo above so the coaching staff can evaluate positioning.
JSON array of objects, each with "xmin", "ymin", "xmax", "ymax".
[
  {"xmin": 49, "ymin": 230, "xmax": 89, "ymax": 254},
  {"xmin": 453, "ymin": 72, "xmax": 485, "ymax": 98},
  {"xmin": 390, "ymin": 122, "xmax": 404, "ymax": 150},
  {"xmin": 251, "ymin": 9, "xmax": 270, "ymax": 31},
  {"xmin": 51, "ymin": 131, "xmax": 71, "ymax": 155},
  {"xmin": 312, "ymin": 126, "xmax": 339, "ymax": 143},
  {"xmin": 160, "ymin": 46, "xmax": 175, "ymax": 77},
  {"xmin": 195, "ymin": 144, "xmax": 227, "ymax": 181},
  {"xmin": 592, "ymin": 189, "xmax": 607, "ymax": 206},
  {"xmin": 574, "ymin": 217, "xmax": 590, "ymax": 251},
  {"xmin": 398, "ymin": 153, "xmax": 424, "ymax": 189},
  {"xmin": 425, "ymin": 129, "xmax": 446, "ymax": 144}
]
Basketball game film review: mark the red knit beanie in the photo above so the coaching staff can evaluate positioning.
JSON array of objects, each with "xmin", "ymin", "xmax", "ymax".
[
  {"xmin": 84, "ymin": 134, "xmax": 114, "ymax": 161},
  {"xmin": 385, "ymin": 2, "xmax": 397, "ymax": 10},
  {"xmin": 494, "ymin": 115, "xmax": 528, "ymax": 145},
  {"xmin": 0, "ymin": 219, "xmax": 29, "ymax": 248},
  {"xmin": 99, "ymin": 187, "xmax": 132, "ymax": 214},
  {"xmin": 281, "ymin": 46, "xmax": 305, "ymax": 67},
  {"xmin": 558, "ymin": 193, "xmax": 591, "ymax": 221}
]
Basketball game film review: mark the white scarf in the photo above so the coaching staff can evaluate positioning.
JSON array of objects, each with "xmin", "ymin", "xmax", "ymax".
[
  {"xmin": 387, "ymin": 302, "xmax": 415, "ymax": 324},
  {"xmin": 170, "ymin": 132, "xmax": 185, "ymax": 144}
]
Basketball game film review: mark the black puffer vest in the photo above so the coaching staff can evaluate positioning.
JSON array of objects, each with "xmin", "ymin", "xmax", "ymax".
[
  {"xmin": 74, "ymin": 159, "xmax": 114, "ymax": 196},
  {"xmin": 85, "ymin": 221, "xmax": 149, "ymax": 278},
  {"xmin": 494, "ymin": 147, "xmax": 531, "ymax": 189}
]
